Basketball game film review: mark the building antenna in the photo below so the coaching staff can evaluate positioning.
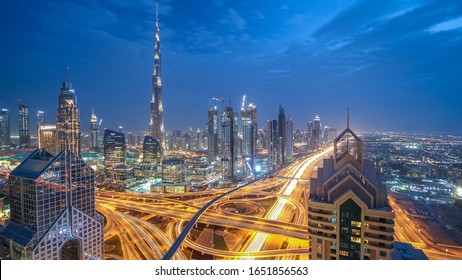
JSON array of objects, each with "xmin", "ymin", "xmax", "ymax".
[
  {"xmin": 347, "ymin": 107, "xmax": 350, "ymax": 129},
  {"xmin": 66, "ymin": 66, "xmax": 70, "ymax": 84}
]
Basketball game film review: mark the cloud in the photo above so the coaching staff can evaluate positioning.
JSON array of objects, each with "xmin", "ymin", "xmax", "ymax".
[
  {"xmin": 427, "ymin": 16, "xmax": 462, "ymax": 33},
  {"xmin": 219, "ymin": 8, "xmax": 246, "ymax": 31}
]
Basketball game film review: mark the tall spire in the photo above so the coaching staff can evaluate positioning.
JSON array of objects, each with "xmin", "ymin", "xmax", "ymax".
[
  {"xmin": 347, "ymin": 107, "xmax": 350, "ymax": 129},
  {"xmin": 150, "ymin": 0, "xmax": 165, "ymax": 152}
]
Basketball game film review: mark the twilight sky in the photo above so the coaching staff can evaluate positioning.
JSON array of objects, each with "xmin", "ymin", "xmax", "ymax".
[{"xmin": 1, "ymin": 0, "xmax": 461, "ymax": 135}]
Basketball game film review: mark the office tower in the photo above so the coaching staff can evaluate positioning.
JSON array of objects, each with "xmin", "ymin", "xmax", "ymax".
[
  {"xmin": 143, "ymin": 135, "xmax": 161, "ymax": 164},
  {"xmin": 162, "ymin": 159, "xmax": 186, "ymax": 184},
  {"xmin": 195, "ymin": 128, "xmax": 201, "ymax": 150},
  {"xmin": 182, "ymin": 129, "xmax": 192, "ymax": 151},
  {"xmin": 127, "ymin": 132, "xmax": 136, "ymax": 146},
  {"xmin": 38, "ymin": 125, "xmax": 58, "ymax": 155},
  {"xmin": 241, "ymin": 103, "xmax": 257, "ymax": 175},
  {"xmin": 285, "ymin": 118, "xmax": 293, "ymax": 162},
  {"xmin": 308, "ymin": 110, "xmax": 395, "ymax": 260},
  {"xmin": 36, "ymin": 110, "xmax": 45, "ymax": 130},
  {"xmin": 221, "ymin": 106, "xmax": 238, "ymax": 181},
  {"xmin": 149, "ymin": 4, "xmax": 165, "ymax": 150},
  {"xmin": 90, "ymin": 110, "xmax": 99, "ymax": 152},
  {"xmin": 207, "ymin": 106, "xmax": 219, "ymax": 162},
  {"xmin": 0, "ymin": 149, "xmax": 104, "ymax": 260},
  {"xmin": 103, "ymin": 129, "xmax": 125, "ymax": 171},
  {"xmin": 277, "ymin": 105, "xmax": 286, "ymax": 164},
  {"xmin": 258, "ymin": 127, "xmax": 267, "ymax": 149},
  {"xmin": 312, "ymin": 114, "xmax": 321, "ymax": 150},
  {"xmin": 56, "ymin": 69, "xmax": 81, "ymax": 156},
  {"xmin": 18, "ymin": 101, "xmax": 30, "ymax": 148},
  {"xmin": 267, "ymin": 119, "xmax": 278, "ymax": 170},
  {"xmin": 0, "ymin": 109, "xmax": 10, "ymax": 148},
  {"xmin": 307, "ymin": 121, "xmax": 314, "ymax": 149}
]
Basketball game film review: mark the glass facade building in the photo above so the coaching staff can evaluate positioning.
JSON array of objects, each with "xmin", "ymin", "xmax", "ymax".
[
  {"xmin": 103, "ymin": 129, "xmax": 125, "ymax": 171},
  {"xmin": 0, "ymin": 149, "xmax": 103, "ymax": 260},
  {"xmin": 18, "ymin": 101, "xmax": 30, "ymax": 148},
  {"xmin": 0, "ymin": 109, "xmax": 10, "ymax": 148}
]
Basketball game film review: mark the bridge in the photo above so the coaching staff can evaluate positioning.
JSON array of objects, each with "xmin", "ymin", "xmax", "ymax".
[{"xmin": 271, "ymin": 176, "xmax": 311, "ymax": 182}]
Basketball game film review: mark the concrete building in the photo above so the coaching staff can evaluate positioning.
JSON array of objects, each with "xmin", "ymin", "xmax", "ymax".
[
  {"xmin": 38, "ymin": 124, "xmax": 58, "ymax": 155},
  {"xmin": 308, "ymin": 110, "xmax": 395, "ymax": 260}
]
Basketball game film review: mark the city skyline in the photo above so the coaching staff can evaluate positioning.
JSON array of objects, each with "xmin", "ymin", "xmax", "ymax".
[{"xmin": 1, "ymin": 0, "xmax": 461, "ymax": 135}]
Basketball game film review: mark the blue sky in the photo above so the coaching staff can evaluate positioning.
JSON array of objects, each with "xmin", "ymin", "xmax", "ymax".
[{"xmin": 1, "ymin": 0, "xmax": 461, "ymax": 134}]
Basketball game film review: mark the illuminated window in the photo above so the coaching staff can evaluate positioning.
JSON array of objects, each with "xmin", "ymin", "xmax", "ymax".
[
  {"xmin": 351, "ymin": 221, "xmax": 361, "ymax": 228},
  {"xmin": 350, "ymin": 237, "xmax": 361, "ymax": 243},
  {"xmin": 340, "ymin": 250, "xmax": 349, "ymax": 257},
  {"xmin": 351, "ymin": 229, "xmax": 361, "ymax": 236}
]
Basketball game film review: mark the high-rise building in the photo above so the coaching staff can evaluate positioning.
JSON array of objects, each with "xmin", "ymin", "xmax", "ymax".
[
  {"xmin": 277, "ymin": 105, "xmax": 286, "ymax": 164},
  {"xmin": 241, "ymin": 102, "xmax": 257, "ymax": 175},
  {"xmin": 221, "ymin": 106, "xmax": 238, "ymax": 181},
  {"xmin": 90, "ymin": 110, "xmax": 99, "ymax": 152},
  {"xmin": 312, "ymin": 114, "xmax": 321, "ymax": 150},
  {"xmin": 56, "ymin": 69, "xmax": 81, "ymax": 156},
  {"xmin": 36, "ymin": 110, "xmax": 45, "ymax": 130},
  {"xmin": 103, "ymin": 129, "xmax": 125, "ymax": 171},
  {"xmin": 267, "ymin": 119, "xmax": 278, "ymax": 170},
  {"xmin": 38, "ymin": 124, "xmax": 58, "ymax": 155},
  {"xmin": 308, "ymin": 110, "xmax": 395, "ymax": 260},
  {"xmin": 285, "ymin": 118, "xmax": 293, "ymax": 162},
  {"xmin": 149, "ymin": 4, "xmax": 165, "ymax": 150},
  {"xmin": 143, "ymin": 135, "xmax": 161, "ymax": 164},
  {"xmin": 307, "ymin": 121, "xmax": 314, "ymax": 149},
  {"xmin": 18, "ymin": 101, "xmax": 30, "ymax": 148},
  {"xmin": 0, "ymin": 149, "xmax": 104, "ymax": 260},
  {"xmin": 0, "ymin": 109, "xmax": 10, "ymax": 148}
]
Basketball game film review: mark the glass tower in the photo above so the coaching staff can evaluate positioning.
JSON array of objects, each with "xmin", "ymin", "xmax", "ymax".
[
  {"xmin": 0, "ymin": 109, "xmax": 10, "ymax": 148},
  {"xmin": 56, "ymin": 69, "xmax": 81, "ymax": 156},
  {"xmin": 0, "ymin": 149, "xmax": 103, "ymax": 260},
  {"xmin": 18, "ymin": 101, "xmax": 30, "ymax": 148}
]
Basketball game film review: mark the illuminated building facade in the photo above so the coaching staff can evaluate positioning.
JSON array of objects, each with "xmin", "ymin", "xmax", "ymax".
[
  {"xmin": 312, "ymin": 114, "xmax": 321, "ymax": 150},
  {"xmin": 267, "ymin": 119, "xmax": 278, "ymax": 170},
  {"xmin": 285, "ymin": 117, "xmax": 293, "ymax": 162},
  {"xmin": 207, "ymin": 106, "xmax": 219, "ymax": 162},
  {"xmin": 38, "ymin": 124, "xmax": 58, "ymax": 155},
  {"xmin": 18, "ymin": 101, "xmax": 30, "ymax": 148},
  {"xmin": 143, "ymin": 135, "xmax": 161, "ymax": 166},
  {"xmin": 0, "ymin": 149, "xmax": 103, "ymax": 260},
  {"xmin": 56, "ymin": 70, "xmax": 81, "ymax": 156},
  {"xmin": 0, "ymin": 109, "xmax": 10, "ymax": 148},
  {"xmin": 162, "ymin": 159, "xmax": 186, "ymax": 184},
  {"xmin": 308, "ymin": 111, "xmax": 395, "ymax": 260},
  {"xmin": 277, "ymin": 105, "xmax": 286, "ymax": 164},
  {"xmin": 36, "ymin": 110, "xmax": 45, "ymax": 130},
  {"xmin": 90, "ymin": 111, "xmax": 99, "ymax": 151},
  {"xmin": 149, "ymin": 4, "xmax": 165, "ymax": 150},
  {"xmin": 103, "ymin": 129, "xmax": 125, "ymax": 171},
  {"xmin": 221, "ymin": 106, "xmax": 238, "ymax": 181},
  {"xmin": 241, "ymin": 103, "xmax": 257, "ymax": 175}
]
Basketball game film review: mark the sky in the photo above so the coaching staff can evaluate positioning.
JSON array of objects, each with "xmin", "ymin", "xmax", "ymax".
[{"xmin": 1, "ymin": 0, "xmax": 462, "ymax": 135}]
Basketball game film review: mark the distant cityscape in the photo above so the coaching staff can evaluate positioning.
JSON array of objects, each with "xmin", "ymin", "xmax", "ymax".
[{"xmin": 0, "ymin": 3, "xmax": 461, "ymax": 261}]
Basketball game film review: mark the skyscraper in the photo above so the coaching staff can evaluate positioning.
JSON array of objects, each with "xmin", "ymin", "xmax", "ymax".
[
  {"xmin": 207, "ymin": 105, "xmax": 219, "ymax": 162},
  {"xmin": 241, "ymin": 102, "xmax": 257, "ymax": 175},
  {"xmin": 221, "ymin": 106, "xmax": 238, "ymax": 181},
  {"xmin": 38, "ymin": 124, "xmax": 58, "ymax": 155},
  {"xmin": 307, "ymin": 121, "xmax": 314, "ymax": 149},
  {"xmin": 143, "ymin": 135, "xmax": 161, "ymax": 164},
  {"xmin": 90, "ymin": 110, "xmax": 99, "ymax": 152},
  {"xmin": 312, "ymin": 114, "xmax": 321, "ymax": 150},
  {"xmin": 267, "ymin": 119, "xmax": 278, "ymax": 170},
  {"xmin": 0, "ymin": 109, "xmax": 10, "ymax": 148},
  {"xmin": 149, "ymin": 4, "xmax": 165, "ymax": 150},
  {"xmin": 278, "ymin": 105, "xmax": 286, "ymax": 165},
  {"xmin": 56, "ymin": 69, "xmax": 81, "ymax": 156},
  {"xmin": 0, "ymin": 149, "xmax": 104, "ymax": 260},
  {"xmin": 36, "ymin": 110, "xmax": 45, "ymax": 130},
  {"xmin": 103, "ymin": 129, "xmax": 125, "ymax": 171},
  {"xmin": 308, "ymin": 110, "xmax": 395, "ymax": 260},
  {"xmin": 285, "ymin": 117, "xmax": 293, "ymax": 162},
  {"xmin": 18, "ymin": 101, "xmax": 30, "ymax": 148}
]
